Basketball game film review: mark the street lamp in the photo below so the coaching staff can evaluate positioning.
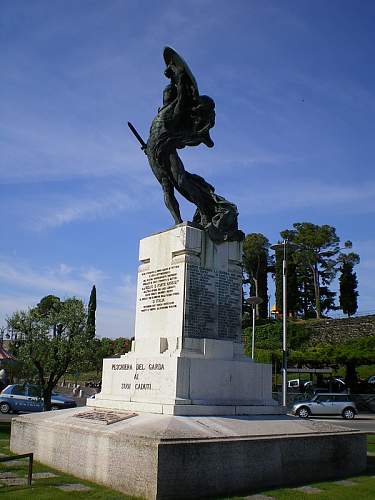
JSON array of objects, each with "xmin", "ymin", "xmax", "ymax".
[
  {"xmin": 247, "ymin": 296, "xmax": 263, "ymax": 360},
  {"xmin": 270, "ymin": 240, "xmax": 300, "ymax": 407}
]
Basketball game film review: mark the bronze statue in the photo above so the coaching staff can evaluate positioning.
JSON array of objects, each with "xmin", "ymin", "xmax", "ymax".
[{"xmin": 129, "ymin": 47, "xmax": 244, "ymax": 243}]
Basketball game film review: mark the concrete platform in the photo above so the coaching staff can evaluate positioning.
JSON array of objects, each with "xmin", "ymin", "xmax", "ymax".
[{"xmin": 10, "ymin": 407, "xmax": 367, "ymax": 499}]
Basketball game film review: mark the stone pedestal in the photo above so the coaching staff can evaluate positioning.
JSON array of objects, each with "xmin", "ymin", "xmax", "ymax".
[
  {"xmin": 11, "ymin": 410, "xmax": 367, "ymax": 500},
  {"xmin": 10, "ymin": 223, "xmax": 368, "ymax": 498},
  {"xmin": 88, "ymin": 223, "xmax": 279, "ymax": 415}
]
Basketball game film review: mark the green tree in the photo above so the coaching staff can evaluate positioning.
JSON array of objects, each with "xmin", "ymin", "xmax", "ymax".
[
  {"xmin": 89, "ymin": 337, "xmax": 114, "ymax": 375},
  {"xmin": 339, "ymin": 253, "xmax": 360, "ymax": 317},
  {"xmin": 281, "ymin": 223, "xmax": 346, "ymax": 318},
  {"xmin": 87, "ymin": 285, "xmax": 97, "ymax": 337},
  {"xmin": 243, "ymin": 320, "xmax": 312, "ymax": 357},
  {"xmin": 245, "ymin": 321, "xmax": 375, "ymax": 392},
  {"xmin": 112, "ymin": 337, "xmax": 132, "ymax": 355},
  {"xmin": 7, "ymin": 296, "xmax": 95, "ymax": 411},
  {"xmin": 37, "ymin": 295, "xmax": 62, "ymax": 337},
  {"xmin": 88, "ymin": 337, "xmax": 133, "ymax": 375},
  {"xmin": 274, "ymin": 247, "xmax": 300, "ymax": 316},
  {"xmin": 243, "ymin": 233, "xmax": 270, "ymax": 319}
]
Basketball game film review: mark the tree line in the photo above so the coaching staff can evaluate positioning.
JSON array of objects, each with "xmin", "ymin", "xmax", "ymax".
[
  {"xmin": 242, "ymin": 319, "xmax": 375, "ymax": 391},
  {"xmin": 6, "ymin": 285, "xmax": 134, "ymax": 410},
  {"xmin": 243, "ymin": 222, "xmax": 359, "ymax": 320}
]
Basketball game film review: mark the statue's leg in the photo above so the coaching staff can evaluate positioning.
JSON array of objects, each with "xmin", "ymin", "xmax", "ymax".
[
  {"xmin": 169, "ymin": 153, "xmax": 213, "ymax": 225},
  {"xmin": 161, "ymin": 177, "xmax": 183, "ymax": 225}
]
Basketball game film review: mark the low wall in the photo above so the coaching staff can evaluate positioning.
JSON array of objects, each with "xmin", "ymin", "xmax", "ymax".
[{"xmin": 308, "ymin": 315, "xmax": 375, "ymax": 344}]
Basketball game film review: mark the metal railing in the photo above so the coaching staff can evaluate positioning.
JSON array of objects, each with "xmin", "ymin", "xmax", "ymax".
[{"xmin": 0, "ymin": 453, "xmax": 33, "ymax": 486}]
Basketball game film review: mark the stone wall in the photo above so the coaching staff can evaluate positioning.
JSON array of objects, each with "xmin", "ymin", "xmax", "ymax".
[{"xmin": 307, "ymin": 315, "xmax": 375, "ymax": 345}]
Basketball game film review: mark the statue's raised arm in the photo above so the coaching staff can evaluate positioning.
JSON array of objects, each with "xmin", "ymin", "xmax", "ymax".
[{"xmin": 132, "ymin": 47, "xmax": 244, "ymax": 243}]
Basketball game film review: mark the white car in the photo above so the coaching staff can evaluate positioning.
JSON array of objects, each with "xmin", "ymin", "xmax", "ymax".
[{"xmin": 292, "ymin": 393, "xmax": 357, "ymax": 419}]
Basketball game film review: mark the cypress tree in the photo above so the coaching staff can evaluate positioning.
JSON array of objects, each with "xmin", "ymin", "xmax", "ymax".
[
  {"xmin": 339, "ymin": 256, "xmax": 359, "ymax": 317},
  {"xmin": 87, "ymin": 285, "xmax": 97, "ymax": 337}
]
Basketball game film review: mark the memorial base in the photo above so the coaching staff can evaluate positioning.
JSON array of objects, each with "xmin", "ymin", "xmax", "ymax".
[
  {"xmin": 91, "ymin": 223, "xmax": 282, "ymax": 417},
  {"xmin": 11, "ymin": 408, "xmax": 367, "ymax": 500},
  {"xmin": 88, "ymin": 399, "xmax": 283, "ymax": 416},
  {"xmin": 87, "ymin": 338, "xmax": 281, "ymax": 416}
]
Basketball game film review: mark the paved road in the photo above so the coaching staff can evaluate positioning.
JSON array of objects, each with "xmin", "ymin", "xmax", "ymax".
[
  {"xmin": 0, "ymin": 395, "xmax": 88, "ymax": 423},
  {"xmin": 314, "ymin": 414, "xmax": 375, "ymax": 433}
]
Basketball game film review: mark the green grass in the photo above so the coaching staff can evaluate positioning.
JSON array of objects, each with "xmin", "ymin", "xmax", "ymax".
[
  {"xmin": 62, "ymin": 371, "xmax": 101, "ymax": 384},
  {"xmin": 249, "ymin": 476, "xmax": 375, "ymax": 499},
  {"xmin": 368, "ymin": 434, "xmax": 375, "ymax": 453},
  {"xmin": 1, "ymin": 423, "xmax": 375, "ymax": 499},
  {"xmin": 336, "ymin": 364, "xmax": 375, "ymax": 380},
  {"xmin": 0, "ymin": 422, "xmax": 134, "ymax": 499}
]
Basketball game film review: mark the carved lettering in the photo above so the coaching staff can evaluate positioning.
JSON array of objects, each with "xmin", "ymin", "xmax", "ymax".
[
  {"xmin": 112, "ymin": 364, "xmax": 133, "ymax": 370},
  {"xmin": 184, "ymin": 264, "xmax": 242, "ymax": 340},
  {"xmin": 139, "ymin": 266, "xmax": 181, "ymax": 312},
  {"xmin": 135, "ymin": 383, "xmax": 152, "ymax": 390},
  {"xmin": 148, "ymin": 363, "xmax": 164, "ymax": 370}
]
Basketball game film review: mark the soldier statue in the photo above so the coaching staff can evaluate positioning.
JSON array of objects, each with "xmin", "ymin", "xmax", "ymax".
[{"xmin": 129, "ymin": 47, "xmax": 244, "ymax": 243}]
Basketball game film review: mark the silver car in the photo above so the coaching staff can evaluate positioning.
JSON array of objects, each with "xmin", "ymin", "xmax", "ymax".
[{"xmin": 292, "ymin": 393, "xmax": 357, "ymax": 419}]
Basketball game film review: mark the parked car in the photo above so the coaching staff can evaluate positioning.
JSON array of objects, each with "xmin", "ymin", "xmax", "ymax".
[
  {"xmin": 292, "ymin": 393, "xmax": 357, "ymax": 419},
  {"xmin": 304, "ymin": 377, "xmax": 347, "ymax": 394},
  {"xmin": 288, "ymin": 377, "xmax": 347, "ymax": 394},
  {"xmin": 0, "ymin": 384, "xmax": 77, "ymax": 414},
  {"xmin": 288, "ymin": 379, "xmax": 310, "ymax": 391}
]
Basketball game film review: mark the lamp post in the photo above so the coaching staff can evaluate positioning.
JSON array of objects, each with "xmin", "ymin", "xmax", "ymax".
[
  {"xmin": 247, "ymin": 296, "xmax": 263, "ymax": 360},
  {"xmin": 270, "ymin": 240, "xmax": 299, "ymax": 407}
]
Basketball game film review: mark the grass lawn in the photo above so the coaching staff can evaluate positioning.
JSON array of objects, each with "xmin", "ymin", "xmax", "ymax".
[
  {"xmin": 367, "ymin": 434, "xmax": 375, "ymax": 453},
  {"xmin": 1, "ymin": 422, "xmax": 375, "ymax": 499},
  {"xmin": 0, "ymin": 422, "xmax": 133, "ymax": 499}
]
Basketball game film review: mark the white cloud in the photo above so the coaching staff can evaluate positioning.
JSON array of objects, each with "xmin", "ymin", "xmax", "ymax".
[
  {"xmin": 80, "ymin": 267, "xmax": 108, "ymax": 285},
  {"xmin": 0, "ymin": 259, "xmax": 87, "ymax": 296},
  {"xmin": 0, "ymin": 257, "xmax": 137, "ymax": 338},
  {"xmin": 59, "ymin": 263, "xmax": 73, "ymax": 275},
  {"xmin": 0, "ymin": 293, "xmax": 40, "ymax": 318},
  {"xmin": 30, "ymin": 190, "xmax": 138, "ymax": 230}
]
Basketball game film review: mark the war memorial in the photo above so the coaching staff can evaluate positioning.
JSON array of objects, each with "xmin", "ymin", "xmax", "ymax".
[{"xmin": 10, "ymin": 48, "xmax": 366, "ymax": 499}]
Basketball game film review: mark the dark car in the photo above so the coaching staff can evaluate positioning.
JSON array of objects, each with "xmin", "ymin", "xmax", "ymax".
[
  {"xmin": 304, "ymin": 378, "xmax": 347, "ymax": 394},
  {"xmin": 0, "ymin": 384, "xmax": 77, "ymax": 413}
]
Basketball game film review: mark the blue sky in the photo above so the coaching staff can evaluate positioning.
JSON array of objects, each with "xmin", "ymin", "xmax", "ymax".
[{"xmin": 1, "ymin": 0, "xmax": 374, "ymax": 337}]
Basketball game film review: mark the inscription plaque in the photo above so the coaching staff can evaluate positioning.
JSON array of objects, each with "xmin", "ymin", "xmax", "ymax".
[
  {"xmin": 184, "ymin": 264, "xmax": 242, "ymax": 340},
  {"xmin": 138, "ymin": 265, "xmax": 181, "ymax": 312},
  {"xmin": 74, "ymin": 410, "xmax": 137, "ymax": 425}
]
